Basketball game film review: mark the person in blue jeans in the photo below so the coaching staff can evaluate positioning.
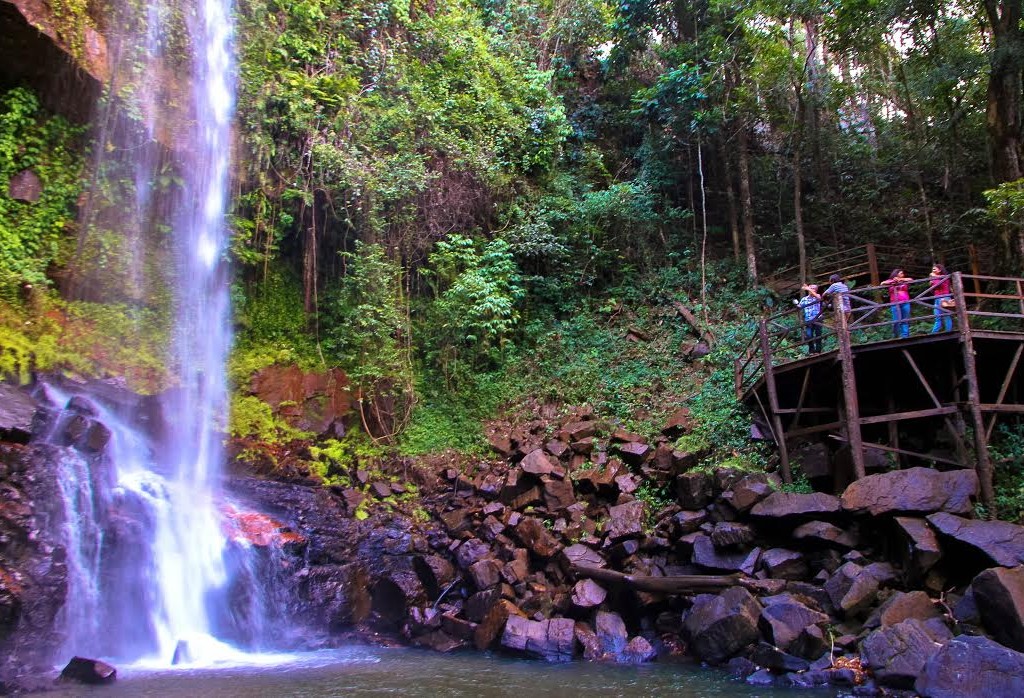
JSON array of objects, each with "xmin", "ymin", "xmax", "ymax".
[
  {"xmin": 798, "ymin": 284, "xmax": 823, "ymax": 353},
  {"xmin": 929, "ymin": 263, "xmax": 953, "ymax": 333},
  {"xmin": 881, "ymin": 268, "xmax": 913, "ymax": 338}
]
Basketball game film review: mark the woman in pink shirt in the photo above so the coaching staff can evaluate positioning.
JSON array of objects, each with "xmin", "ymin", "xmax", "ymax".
[
  {"xmin": 929, "ymin": 264, "xmax": 953, "ymax": 333},
  {"xmin": 881, "ymin": 268, "xmax": 913, "ymax": 338}
]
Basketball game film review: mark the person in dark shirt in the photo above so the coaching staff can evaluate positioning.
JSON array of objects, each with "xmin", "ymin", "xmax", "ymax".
[{"xmin": 798, "ymin": 284, "xmax": 823, "ymax": 353}]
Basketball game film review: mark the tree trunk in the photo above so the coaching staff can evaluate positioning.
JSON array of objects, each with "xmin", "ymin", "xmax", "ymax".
[
  {"xmin": 794, "ymin": 142, "xmax": 807, "ymax": 285},
  {"xmin": 983, "ymin": 0, "xmax": 1024, "ymax": 183},
  {"xmin": 737, "ymin": 126, "xmax": 759, "ymax": 285},
  {"xmin": 725, "ymin": 157, "xmax": 741, "ymax": 261}
]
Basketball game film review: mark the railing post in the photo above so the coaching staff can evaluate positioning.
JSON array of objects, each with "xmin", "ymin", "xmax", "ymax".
[
  {"xmin": 867, "ymin": 243, "xmax": 880, "ymax": 287},
  {"xmin": 953, "ymin": 272, "xmax": 995, "ymax": 513},
  {"xmin": 836, "ymin": 303, "xmax": 866, "ymax": 480},
  {"xmin": 968, "ymin": 244, "xmax": 982, "ymax": 306},
  {"xmin": 759, "ymin": 319, "xmax": 792, "ymax": 483}
]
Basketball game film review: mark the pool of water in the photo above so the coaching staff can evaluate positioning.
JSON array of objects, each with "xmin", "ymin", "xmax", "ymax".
[{"xmin": 41, "ymin": 647, "xmax": 838, "ymax": 697}]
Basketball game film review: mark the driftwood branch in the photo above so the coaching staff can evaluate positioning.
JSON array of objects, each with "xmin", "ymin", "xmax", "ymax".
[
  {"xmin": 672, "ymin": 300, "xmax": 716, "ymax": 345},
  {"xmin": 571, "ymin": 565, "xmax": 780, "ymax": 595}
]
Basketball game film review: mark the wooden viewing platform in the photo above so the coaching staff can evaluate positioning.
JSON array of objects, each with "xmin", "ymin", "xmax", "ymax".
[{"xmin": 734, "ymin": 272, "xmax": 1024, "ymax": 511}]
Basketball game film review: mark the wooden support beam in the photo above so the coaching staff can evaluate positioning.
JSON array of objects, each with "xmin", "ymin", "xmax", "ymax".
[
  {"xmin": 887, "ymin": 393, "xmax": 900, "ymax": 469},
  {"xmin": 570, "ymin": 565, "xmax": 779, "ymax": 595},
  {"xmin": 979, "ymin": 403, "xmax": 1024, "ymax": 413},
  {"xmin": 985, "ymin": 343, "xmax": 1023, "ymax": 441},
  {"xmin": 858, "ymin": 406, "xmax": 959, "ymax": 426},
  {"xmin": 829, "ymin": 436, "xmax": 966, "ymax": 468},
  {"xmin": 836, "ymin": 306, "xmax": 866, "ymax": 479},
  {"xmin": 760, "ymin": 319, "xmax": 791, "ymax": 484},
  {"xmin": 775, "ymin": 407, "xmax": 835, "ymax": 415},
  {"xmin": 954, "ymin": 272, "xmax": 995, "ymax": 511},
  {"xmin": 790, "ymin": 367, "xmax": 813, "ymax": 430},
  {"xmin": 902, "ymin": 348, "xmax": 968, "ymax": 455},
  {"xmin": 867, "ymin": 243, "xmax": 880, "ymax": 286},
  {"xmin": 787, "ymin": 421, "xmax": 843, "ymax": 439}
]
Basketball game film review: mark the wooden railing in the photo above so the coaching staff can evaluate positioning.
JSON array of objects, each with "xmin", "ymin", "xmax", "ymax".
[
  {"xmin": 764, "ymin": 243, "xmax": 984, "ymax": 291},
  {"xmin": 734, "ymin": 272, "xmax": 1024, "ymax": 398}
]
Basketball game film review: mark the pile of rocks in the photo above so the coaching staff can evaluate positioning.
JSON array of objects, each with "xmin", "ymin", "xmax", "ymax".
[{"xmin": 347, "ymin": 407, "xmax": 1024, "ymax": 695}]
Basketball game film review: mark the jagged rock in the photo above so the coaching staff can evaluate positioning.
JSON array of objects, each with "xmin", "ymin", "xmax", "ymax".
[
  {"xmin": 750, "ymin": 641, "xmax": 810, "ymax": 672},
  {"xmin": 683, "ymin": 587, "xmax": 763, "ymax": 664},
  {"xmin": 571, "ymin": 579, "xmax": 607, "ymax": 609},
  {"xmin": 745, "ymin": 668, "xmax": 776, "ymax": 686},
  {"xmin": 514, "ymin": 517, "xmax": 561, "ymax": 558},
  {"xmin": 725, "ymin": 474, "xmax": 773, "ymax": 513},
  {"xmin": 0, "ymin": 385, "xmax": 38, "ymax": 443},
  {"xmin": 441, "ymin": 613, "xmax": 478, "ymax": 641},
  {"xmin": 468, "ymin": 559, "xmax": 502, "ymax": 589},
  {"xmin": 413, "ymin": 630, "xmax": 464, "ymax": 652},
  {"xmin": 487, "ymin": 432, "xmax": 514, "ymax": 456},
  {"xmin": 792, "ymin": 520, "xmax": 858, "ymax": 549},
  {"xmin": 541, "ymin": 476, "xmax": 575, "ymax": 512},
  {"xmin": 662, "ymin": 407, "xmax": 693, "ymax": 436},
  {"xmin": 790, "ymin": 625, "xmax": 829, "ymax": 660},
  {"xmin": 862, "ymin": 619, "xmax": 943, "ymax": 689},
  {"xmin": 675, "ymin": 471, "xmax": 712, "ymax": 509},
  {"xmin": 916, "ymin": 635, "xmax": 1024, "ymax": 698},
  {"xmin": 750, "ymin": 492, "xmax": 842, "ymax": 519},
  {"xmin": 671, "ymin": 450, "xmax": 697, "ymax": 473},
  {"xmin": 842, "ymin": 467, "xmax": 977, "ymax": 516},
  {"xmin": 758, "ymin": 596, "xmax": 829, "ymax": 650},
  {"xmin": 605, "ymin": 500, "xmax": 645, "ymax": 542},
  {"xmin": 614, "ymin": 473, "xmax": 638, "ymax": 494},
  {"xmin": 673, "ymin": 509, "xmax": 707, "ymax": 535},
  {"xmin": 760, "ymin": 549, "xmax": 808, "ymax": 580},
  {"xmin": 521, "ymin": 449, "xmax": 556, "ymax": 476},
  {"xmin": 622, "ymin": 635, "xmax": 656, "ymax": 662},
  {"xmin": 59, "ymin": 657, "xmax": 116, "ymax": 684},
  {"xmin": 499, "ymin": 469, "xmax": 544, "ymax": 510},
  {"xmin": 501, "ymin": 616, "xmax": 576, "ymax": 660},
  {"xmin": 465, "ymin": 588, "xmax": 501, "ymax": 623},
  {"xmin": 692, "ymin": 534, "xmax": 760, "ymax": 575},
  {"xmin": 824, "ymin": 562, "xmax": 879, "ymax": 617},
  {"xmin": 866, "ymin": 591, "xmax": 941, "ymax": 630},
  {"xmin": 971, "ymin": 566, "xmax": 1024, "ymax": 652},
  {"xmin": 927, "ymin": 513, "xmax": 1024, "ymax": 568},
  {"xmin": 594, "ymin": 610, "xmax": 628, "ymax": 656},
  {"xmin": 475, "ymin": 599, "xmax": 522, "ymax": 650},
  {"xmin": 455, "ymin": 538, "xmax": 492, "ymax": 569},
  {"xmin": 616, "ymin": 441, "xmax": 650, "ymax": 465},
  {"xmin": 373, "ymin": 558, "xmax": 428, "ymax": 626},
  {"xmin": 710, "ymin": 521, "xmax": 755, "ymax": 547},
  {"xmin": 560, "ymin": 543, "xmax": 605, "ymax": 571},
  {"xmin": 894, "ymin": 516, "xmax": 942, "ymax": 579},
  {"xmin": 560, "ymin": 420, "xmax": 597, "ymax": 442}
]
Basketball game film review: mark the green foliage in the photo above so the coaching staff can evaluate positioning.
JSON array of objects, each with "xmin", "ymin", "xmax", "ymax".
[
  {"xmin": 988, "ymin": 424, "xmax": 1024, "ymax": 523},
  {"xmin": 309, "ymin": 430, "xmax": 386, "ymax": 485},
  {"xmin": 229, "ymin": 394, "xmax": 312, "ymax": 444},
  {"xmin": 399, "ymin": 370, "xmax": 508, "ymax": 455},
  {"xmin": 0, "ymin": 88, "xmax": 85, "ymax": 299}
]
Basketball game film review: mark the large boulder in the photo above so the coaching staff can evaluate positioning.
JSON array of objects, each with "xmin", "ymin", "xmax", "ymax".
[
  {"xmin": 594, "ymin": 611, "xmax": 628, "ymax": 657},
  {"xmin": 824, "ymin": 562, "xmax": 879, "ymax": 617},
  {"xmin": 683, "ymin": 587, "xmax": 762, "ymax": 664},
  {"xmin": 916, "ymin": 635, "xmax": 1024, "ymax": 698},
  {"xmin": 792, "ymin": 520, "xmax": 858, "ymax": 549},
  {"xmin": 692, "ymin": 534, "xmax": 760, "ymax": 575},
  {"xmin": 501, "ymin": 615, "xmax": 576, "ymax": 660},
  {"xmin": 926, "ymin": 513, "xmax": 1024, "ymax": 568},
  {"xmin": 866, "ymin": 591, "xmax": 941, "ymax": 629},
  {"xmin": 893, "ymin": 517, "xmax": 942, "ymax": 580},
  {"xmin": 605, "ymin": 500, "xmax": 645, "ymax": 542},
  {"xmin": 758, "ymin": 595, "xmax": 829, "ymax": 650},
  {"xmin": 750, "ymin": 492, "xmax": 842, "ymax": 519},
  {"xmin": 971, "ymin": 566, "xmax": 1024, "ymax": 652},
  {"xmin": 842, "ymin": 468, "xmax": 977, "ymax": 516},
  {"xmin": 58, "ymin": 657, "xmax": 116, "ymax": 685},
  {"xmin": 513, "ymin": 517, "xmax": 562, "ymax": 558},
  {"xmin": 249, "ymin": 365, "xmax": 352, "ymax": 434},
  {"xmin": 0, "ymin": 384, "xmax": 38, "ymax": 443},
  {"xmin": 862, "ymin": 619, "xmax": 943, "ymax": 689}
]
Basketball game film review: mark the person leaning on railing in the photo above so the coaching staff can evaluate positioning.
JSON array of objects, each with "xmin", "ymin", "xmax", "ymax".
[
  {"xmin": 823, "ymin": 274, "xmax": 851, "ymax": 326},
  {"xmin": 929, "ymin": 264, "xmax": 953, "ymax": 333},
  {"xmin": 881, "ymin": 268, "xmax": 913, "ymax": 339},
  {"xmin": 798, "ymin": 284, "xmax": 824, "ymax": 354}
]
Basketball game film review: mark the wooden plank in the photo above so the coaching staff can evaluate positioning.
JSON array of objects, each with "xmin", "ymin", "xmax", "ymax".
[
  {"xmin": 836, "ymin": 306, "xmax": 865, "ymax": 479},
  {"xmin": 985, "ymin": 343, "xmax": 1023, "ymax": 440},
  {"xmin": 955, "ymin": 273, "xmax": 995, "ymax": 510},
  {"xmin": 829, "ymin": 436, "xmax": 966, "ymax": 468},
  {"xmin": 859, "ymin": 406, "xmax": 958, "ymax": 425},
  {"xmin": 570, "ymin": 565, "xmax": 779, "ymax": 595},
  {"xmin": 776, "ymin": 407, "xmax": 835, "ymax": 415},
  {"xmin": 979, "ymin": 403, "xmax": 1024, "ymax": 413},
  {"xmin": 786, "ymin": 421, "xmax": 843, "ymax": 439},
  {"xmin": 760, "ymin": 319, "xmax": 791, "ymax": 484}
]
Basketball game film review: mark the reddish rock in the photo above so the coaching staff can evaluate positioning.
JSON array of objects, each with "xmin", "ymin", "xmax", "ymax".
[
  {"xmin": 606, "ymin": 500, "xmax": 645, "ymax": 541},
  {"xmin": 541, "ymin": 476, "xmax": 576, "ymax": 512},
  {"xmin": 759, "ymin": 596, "xmax": 830, "ymax": 650},
  {"xmin": 867, "ymin": 591, "xmax": 942, "ymax": 629},
  {"xmin": 672, "ymin": 509, "xmax": 707, "ymax": 534},
  {"xmin": 683, "ymin": 587, "xmax": 763, "ymax": 664},
  {"xmin": 595, "ymin": 610, "xmax": 628, "ymax": 656},
  {"xmin": 915, "ymin": 635, "xmax": 1024, "ymax": 698},
  {"xmin": 8, "ymin": 169, "xmax": 42, "ymax": 203},
  {"xmin": 725, "ymin": 474, "xmax": 773, "ymax": 513},
  {"xmin": 514, "ymin": 517, "xmax": 561, "ymax": 558},
  {"xmin": 469, "ymin": 559, "xmax": 503, "ymax": 590},
  {"xmin": 842, "ymin": 467, "xmax": 978, "ymax": 516},
  {"xmin": 545, "ymin": 439, "xmax": 570, "ymax": 459},
  {"xmin": 475, "ymin": 599, "xmax": 522, "ymax": 650},
  {"xmin": 560, "ymin": 420, "xmax": 597, "ymax": 442},
  {"xmin": 571, "ymin": 579, "xmax": 607, "ymax": 608},
  {"xmin": 487, "ymin": 432, "xmax": 514, "ymax": 456},
  {"xmin": 710, "ymin": 521, "xmax": 755, "ymax": 547},
  {"xmin": 623, "ymin": 635, "xmax": 656, "ymax": 662},
  {"xmin": 617, "ymin": 441, "xmax": 651, "ymax": 465},
  {"xmin": 862, "ymin": 619, "xmax": 943, "ymax": 689},
  {"xmin": 824, "ymin": 561, "xmax": 879, "ymax": 617},
  {"xmin": 249, "ymin": 364, "xmax": 352, "ymax": 434},
  {"xmin": 441, "ymin": 613, "xmax": 478, "ymax": 641},
  {"xmin": 894, "ymin": 516, "xmax": 943, "ymax": 579},
  {"xmin": 692, "ymin": 534, "xmax": 760, "ymax": 575},
  {"xmin": 676, "ymin": 471, "xmax": 712, "ymax": 509},
  {"xmin": 662, "ymin": 407, "xmax": 693, "ymax": 436},
  {"xmin": 560, "ymin": 543, "xmax": 606, "ymax": 571},
  {"xmin": 521, "ymin": 448, "xmax": 556, "ymax": 475},
  {"xmin": 614, "ymin": 473, "xmax": 638, "ymax": 494},
  {"xmin": 760, "ymin": 548, "xmax": 808, "ymax": 580}
]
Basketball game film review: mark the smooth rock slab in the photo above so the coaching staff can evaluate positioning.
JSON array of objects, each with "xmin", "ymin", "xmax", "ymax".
[
  {"xmin": 927, "ymin": 513, "xmax": 1024, "ymax": 567},
  {"xmin": 842, "ymin": 467, "xmax": 978, "ymax": 516},
  {"xmin": 750, "ymin": 492, "xmax": 842, "ymax": 519},
  {"xmin": 916, "ymin": 635, "xmax": 1024, "ymax": 698}
]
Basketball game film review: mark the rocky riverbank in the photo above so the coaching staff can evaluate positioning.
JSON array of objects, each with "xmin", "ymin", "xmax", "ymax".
[{"xmin": 3, "ymin": 381, "xmax": 1024, "ymax": 696}]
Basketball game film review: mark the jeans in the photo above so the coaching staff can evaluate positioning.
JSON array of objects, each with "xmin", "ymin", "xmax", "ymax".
[
  {"xmin": 931, "ymin": 297, "xmax": 953, "ymax": 333},
  {"xmin": 804, "ymin": 321, "xmax": 823, "ymax": 353},
  {"xmin": 890, "ymin": 302, "xmax": 911, "ymax": 338}
]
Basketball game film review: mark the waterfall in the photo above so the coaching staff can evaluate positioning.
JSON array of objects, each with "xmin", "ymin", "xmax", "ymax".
[{"xmin": 49, "ymin": 0, "xmax": 249, "ymax": 665}]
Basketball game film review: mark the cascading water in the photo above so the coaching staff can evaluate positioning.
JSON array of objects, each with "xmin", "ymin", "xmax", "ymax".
[{"xmin": 44, "ymin": 0, "xmax": 261, "ymax": 666}]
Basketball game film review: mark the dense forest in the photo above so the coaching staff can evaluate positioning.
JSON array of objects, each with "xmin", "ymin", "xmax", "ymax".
[{"xmin": 3, "ymin": 0, "xmax": 1024, "ymax": 512}]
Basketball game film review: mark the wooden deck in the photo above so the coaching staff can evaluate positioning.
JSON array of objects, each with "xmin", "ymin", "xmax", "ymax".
[{"xmin": 735, "ymin": 272, "xmax": 1024, "ymax": 511}]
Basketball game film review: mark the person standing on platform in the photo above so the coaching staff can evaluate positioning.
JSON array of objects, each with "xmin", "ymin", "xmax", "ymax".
[
  {"xmin": 798, "ymin": 284, "xmax": 823, "ymax": 354},
  {"xmin": 823, "ymin": 274, "xmax": 851, "ymax": 326},
  {"xmin": 929, "ymin": 264, "xmax": 953, "ymax": 333},
  {"xmin": 881, "ymin": 268, "xmax": 913, "ymax": 338}
]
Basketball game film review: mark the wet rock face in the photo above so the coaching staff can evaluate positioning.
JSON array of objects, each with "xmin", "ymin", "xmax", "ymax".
[
  {"xmin": 0, "ymin": 384, "xmax": 38, "ymax": 443},
  {"xmin": 248, "ymin": 365, "xmax": 353, "ymax": 435},
  {"xmin": 0, "ymin": 444, "xmax": 73, "ymax": 687}
]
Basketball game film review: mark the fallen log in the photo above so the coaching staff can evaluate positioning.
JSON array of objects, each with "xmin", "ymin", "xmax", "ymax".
[
  {"xmin": 671, "ymin": 300, "xmax": 715, "ymax": 345},
  {"xmin": 571, "ymin": 564, "xmax": 782, "ymax": 595}
]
